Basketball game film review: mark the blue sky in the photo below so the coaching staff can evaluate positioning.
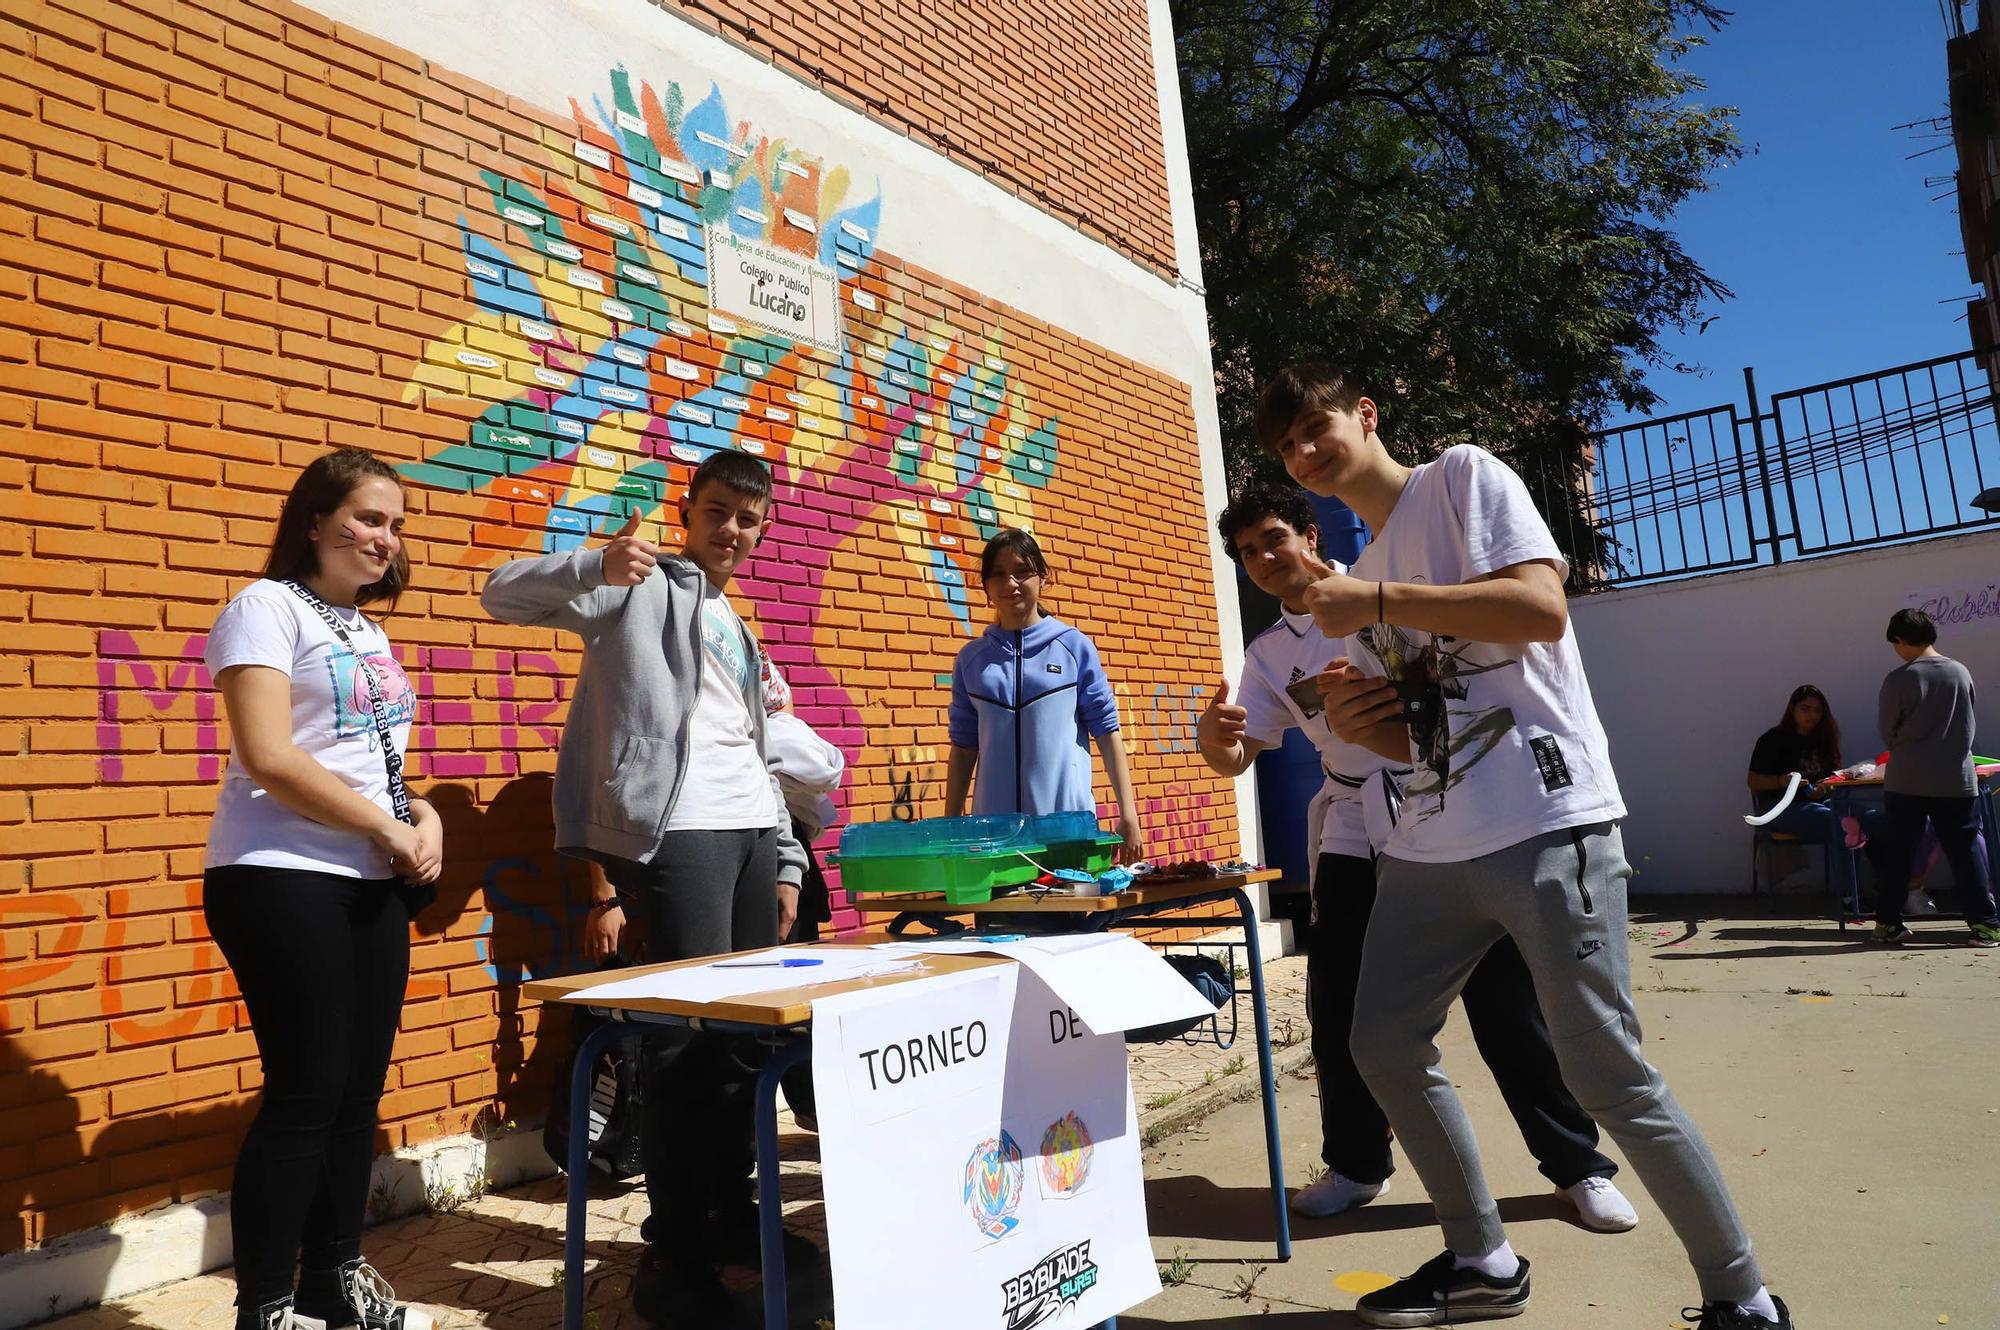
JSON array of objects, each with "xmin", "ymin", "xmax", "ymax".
[{"xmin": 1628, "ymin": 2, "xmax": 1972, "ymax": 424}]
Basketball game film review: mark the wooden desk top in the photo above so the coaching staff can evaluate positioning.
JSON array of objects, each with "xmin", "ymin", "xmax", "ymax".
[
  {"xmin": 521, "ymin": 946, "xmax": 1011, "ymax": 1027},
  {"xmin": 846, "ymin": 868, "xmax": 1279, "ymax": 915}
]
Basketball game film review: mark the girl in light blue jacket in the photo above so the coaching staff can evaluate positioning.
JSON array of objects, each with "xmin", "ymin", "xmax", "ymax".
[{"xmin": 944, "ymin": 529, "xmax": 1145, "ymax": 861}]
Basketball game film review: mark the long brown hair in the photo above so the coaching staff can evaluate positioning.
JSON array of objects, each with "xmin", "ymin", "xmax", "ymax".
[
  {"xmin": 1778, "ymin": 684, "xmax": 1842, "ymax": 770},
  {"xmin": 261, "ymin": 448, "xmax": 411, "ymax": 608}
]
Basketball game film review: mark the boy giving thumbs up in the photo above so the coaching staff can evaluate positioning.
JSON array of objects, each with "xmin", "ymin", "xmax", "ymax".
[{"xmin": 480, "ymin": 452, "xmax": 805, "ymax": 1324}]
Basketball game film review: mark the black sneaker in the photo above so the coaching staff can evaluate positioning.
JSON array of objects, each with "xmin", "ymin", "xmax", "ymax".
[
  {"xmin": 631, "ymin": 1246, "xmax": 756, "ymax": 1328},
  {"xmin": 1354, "ymin": 1250, "xmax": 1530, "ymax": 1326},
  {"xmin": 293, "ymin": 1259, "xmax": 431, "ymax": 1330},
  {"xmin": 1685, "ymin": 1294, "xmax": 1795, "ymax": 1327}
]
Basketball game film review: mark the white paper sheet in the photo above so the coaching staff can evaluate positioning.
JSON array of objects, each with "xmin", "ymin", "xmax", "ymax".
[
  {"xmin": 559, "ymin": 948, "xmax": 923, "ymax": 1006},
  {"xmin": 811, "ymin": 965, "xmax": 1160, "ymax": 1329},
  {"xmin": 876, "ymin": 934, "xmax": 1215, "ymax": 1036}
]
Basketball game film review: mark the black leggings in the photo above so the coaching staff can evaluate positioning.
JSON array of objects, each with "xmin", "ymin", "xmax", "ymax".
[{"xmin": 204, "ymin": 866, "xmax": 411, "ymax": 1306}]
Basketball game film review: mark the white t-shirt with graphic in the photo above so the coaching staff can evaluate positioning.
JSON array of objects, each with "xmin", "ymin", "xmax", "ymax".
[
  {"xmin": 1345, "ymin": 444, "xmax": 1625, "ymax": 862},
  {"xmin": 203, "ymin": 579, "xmax": 416, "ymax": 878},
  {"xmin": 1239, "ymin": 605, "xmax": 1394, "ymax": 859},
  {"xmin": 664, "ymin": 584, "xmax": 780, "ymax": 831}
]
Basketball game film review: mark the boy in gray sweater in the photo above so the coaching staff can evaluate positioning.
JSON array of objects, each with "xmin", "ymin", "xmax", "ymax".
[
  {"xmin": 1871, "ymin": 608, "xmax": 1997, "ymax": 947},
  {"xmin": 482, "ymin": 451, "xmax": 805, "ymax": 1326}
]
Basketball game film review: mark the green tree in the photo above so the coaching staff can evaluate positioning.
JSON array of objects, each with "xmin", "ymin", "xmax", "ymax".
[{"xmin": 1176, "ymin": 0, "xmax": 1741, "ymax": 581}]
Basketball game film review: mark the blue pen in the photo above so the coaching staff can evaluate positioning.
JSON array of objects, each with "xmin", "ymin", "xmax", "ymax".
[
  {"xmin": 970, "ymin": 933, "xmax": 1026, "ymax": 942},
  {"xmin": 713, "ymin": 956, "xmax": 824, "ymax": 968}
]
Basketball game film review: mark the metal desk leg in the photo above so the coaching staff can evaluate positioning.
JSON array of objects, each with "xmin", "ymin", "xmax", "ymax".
[
  {"xmin": 1228, "ymin": 887, "xmax": 1291, "ymax": 1262},
  {"xmin": 753, "ymin": 1038, "xmax": 814, "ymax": 1330},
  {"xmin": 563, "ymin": 1020, "xmax": 621, "ymax": 1330}
]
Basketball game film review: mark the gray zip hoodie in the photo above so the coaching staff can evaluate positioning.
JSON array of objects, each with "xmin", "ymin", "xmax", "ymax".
[{"xmin": 480, "ymin": 544, "xmax": 806, "ymax": 885}]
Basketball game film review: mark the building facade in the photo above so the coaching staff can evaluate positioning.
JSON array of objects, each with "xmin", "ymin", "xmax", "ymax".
[{"xmin": 0, "ymin": 0, "xmax": 1244, "ymax": 1301}]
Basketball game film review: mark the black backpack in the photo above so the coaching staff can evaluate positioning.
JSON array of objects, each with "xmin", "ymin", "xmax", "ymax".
[{"xmin": 543, "ymin": 1004, "xmax": 646, "ymax": 1179}]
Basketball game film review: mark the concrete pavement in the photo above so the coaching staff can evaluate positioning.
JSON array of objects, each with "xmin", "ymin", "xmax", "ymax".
[{"xmin": 1130, "ymin": 904, "xmax": 2000, "ymax": 1329}]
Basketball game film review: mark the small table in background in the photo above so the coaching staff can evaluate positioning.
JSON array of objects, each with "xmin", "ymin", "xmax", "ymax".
[{"xmin": 1828, "ymin": 763, "xmax": 2000, "ymax": 920}]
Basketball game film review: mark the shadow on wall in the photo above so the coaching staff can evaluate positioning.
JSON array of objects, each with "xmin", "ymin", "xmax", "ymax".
[
  {"xmin": 0, "ymin": 1034, "xmax": 243, "ymax": 1327},
  {"xmin": 420, "ymin": 775, "xmax": 587, "ymax": 1130},
  {"xmin": 0, "ymin": 777, "xmax": 592, "ymax": 1324}
]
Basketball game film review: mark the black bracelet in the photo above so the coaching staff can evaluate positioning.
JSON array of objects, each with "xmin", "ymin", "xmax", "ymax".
[
  {"xmin": 587, "ymin": 898, "xmax": 622, "ymax": 914},
  {"xmin": 1377, "ymin": 580, "xmax": 1385, "ymax": 625}
]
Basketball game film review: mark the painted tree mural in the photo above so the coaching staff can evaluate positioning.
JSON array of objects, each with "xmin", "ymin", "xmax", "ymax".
[{"xmin": 397, "ymin": 65, "xmax": 1063, "ymax": 671}]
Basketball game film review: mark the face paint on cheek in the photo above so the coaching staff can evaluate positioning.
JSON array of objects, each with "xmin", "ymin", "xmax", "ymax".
[{"xmin": 333, "ymin": 522, "xmax": 361, "ymax": 549}]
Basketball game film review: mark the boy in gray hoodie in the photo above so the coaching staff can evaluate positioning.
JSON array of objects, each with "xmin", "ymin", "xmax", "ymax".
[{"xmin": 481, "ymin": 451, "xmax": 805, "ymax": 1326}]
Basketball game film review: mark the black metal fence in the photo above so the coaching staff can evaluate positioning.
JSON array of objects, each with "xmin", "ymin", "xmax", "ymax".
[{"xmin": 1564, "ymin": 349, "xmax": 2000, "ymax": 589}]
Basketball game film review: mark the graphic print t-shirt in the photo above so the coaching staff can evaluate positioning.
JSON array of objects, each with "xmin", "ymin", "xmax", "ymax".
[
  {"xmin": 664, "ymin": 584, "xmax": 779, "ymax": 831},
  {"xmin": 1747, "ymin": 724, "xmax": 1836, "ymax": 813},
  {"xmin": 204, "ymin": 579, "xmax": 415, "ymax": 878},
  {"xmin": 1239, "ymin": 605, "xmax": 1394, "ymax": 859},
  {"xmin": 1344, "ymin": 445, "xmax": 1625, "ymax": 862}
]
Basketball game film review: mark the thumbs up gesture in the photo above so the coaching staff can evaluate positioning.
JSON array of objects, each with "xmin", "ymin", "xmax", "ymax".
[
  {"xmin": 1196, "ymin": 677, "xmax": 1247, "ymax": 756},
  {"xmin": 1300, "ymin": 553, "xmax": 1377, "ymax": 638},
  {"xmin": 601, "ymin": 512, "xmax": 659, "ymax": 587}
]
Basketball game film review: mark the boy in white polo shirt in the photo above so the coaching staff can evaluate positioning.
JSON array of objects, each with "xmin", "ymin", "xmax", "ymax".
[{"xmin": 1258, "ymin": 364, "xmax": 1791, "ymax": 1329}]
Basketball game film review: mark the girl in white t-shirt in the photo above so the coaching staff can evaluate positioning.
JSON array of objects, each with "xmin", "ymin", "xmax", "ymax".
[{"xmin": 202, "ymin": 448, "xmax": 439, "ymax": 1330}]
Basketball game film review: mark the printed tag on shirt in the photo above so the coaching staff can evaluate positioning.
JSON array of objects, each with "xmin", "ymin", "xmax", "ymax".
[{"xmin": 1528, "ymin": 735, "xmax": 1573, "ymax": 792}]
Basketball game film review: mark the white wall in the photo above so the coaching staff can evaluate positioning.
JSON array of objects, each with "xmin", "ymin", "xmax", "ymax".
[{"xmin": 1569, "ymin": 531, "xmax": 2000, "ymax": 894}]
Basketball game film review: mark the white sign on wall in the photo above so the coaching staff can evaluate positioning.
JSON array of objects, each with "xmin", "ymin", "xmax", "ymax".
[
  {"xmin": 810, "ymin": 963, "xmax": 1160, "ymax": 1330},
  {"xmin": 703, "ymin": 226, "xmax": 843, "ymax": 353}
]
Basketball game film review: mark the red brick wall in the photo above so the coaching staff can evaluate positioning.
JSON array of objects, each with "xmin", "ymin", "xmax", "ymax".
[
  {"xmin": 0, "ymin": 0, "xmax": 1226, "ymax": 1251},
  {"xmin": 650, "ymin": 0, "xmax": 1180, "ymax": 275}
]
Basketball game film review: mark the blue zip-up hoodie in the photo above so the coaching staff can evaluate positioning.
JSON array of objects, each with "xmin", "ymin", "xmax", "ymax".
[{"xmin": 949, "ymin": 616, "xmax": 1122, "ymax": 815}]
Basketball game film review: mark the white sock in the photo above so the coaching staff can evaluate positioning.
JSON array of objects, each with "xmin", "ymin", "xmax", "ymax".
[
  {"xmin": 1452, "ymin": 1239, "xmax": 1519, "ymax": 1280},
  {"xmin": 1735, "ymin": 1288, "xmax": 1780, "ymax": 1322}
]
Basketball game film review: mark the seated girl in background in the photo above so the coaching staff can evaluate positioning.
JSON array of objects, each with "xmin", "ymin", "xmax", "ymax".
[
  {"xmin": 945, "ymin": 528, "xmax": 1144, "ymax": 862},
  {"xmin": 1747, "ymin": 684, "xmax": 1908, "ymax": 909}
]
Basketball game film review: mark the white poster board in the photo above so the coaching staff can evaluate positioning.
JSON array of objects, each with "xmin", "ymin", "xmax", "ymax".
[
  {"xmin": 810, "ymin": 964, "xmax": 1161, "ymax": 1329},
  {"xmin": 704, "ymin": 225, "xmax": 843, "ymax": 353}
]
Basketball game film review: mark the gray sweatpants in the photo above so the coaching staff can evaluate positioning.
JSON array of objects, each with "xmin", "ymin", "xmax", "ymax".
[{"xmin": 1350, "ymin": 822, "xmax": 1763, "ymax": 1303}]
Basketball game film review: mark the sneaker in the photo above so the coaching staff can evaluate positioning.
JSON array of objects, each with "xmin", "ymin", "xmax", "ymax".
[
  {"xmin": 1903, "ymin": 890, "xmax": 1941, "ymax": 917},
  {"xmin": 1970, "ymin": 922, "xmax": 2000, "ymax": 948},
  {"xmin": 1684, "ymin": 1293, "xmax": 1794, "ymax": 1327},
  {"xmin": 1354, "ymin": 1250, "xmax": 1530, "ymax": 1327},
  {"xmin": 294, "ymin": 1259, "xmax": 431, "ymax": 1330},
  {"xmin": 1290, "ymin": 1170, "xmax": 1387, "ymax": 1218},
  {"xmin": 631, "ymin": 1247, "xmax": 755, "ymax": 1328},
  {"xmin": 1869, "ymin": 923, "xmax": 1913, "ymax": 945},
  {"xmin": 242, "ymin": 1296, "xmax": 328, "ymax": 1330},
  {"xmin": 1561, "ymin": 1174, "xmax": 1638, "ymax": 1232}
]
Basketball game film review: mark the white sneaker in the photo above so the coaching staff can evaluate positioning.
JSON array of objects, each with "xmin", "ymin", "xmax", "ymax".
[
  {"xmin": 1289, "ymin": 1170, "xmax": 1386, "ymax": 1218},
  {"xmin": 1904, "ymin": 890, "xmax": 1941, "ymax": 917},
  {"xmin": 250, "ymin": 1299, "xmax": 328, "ymax": 1330},
  {"xmin": 1562, "ymin": 1174, "xmax": 1638, "ymax": 1232}
]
